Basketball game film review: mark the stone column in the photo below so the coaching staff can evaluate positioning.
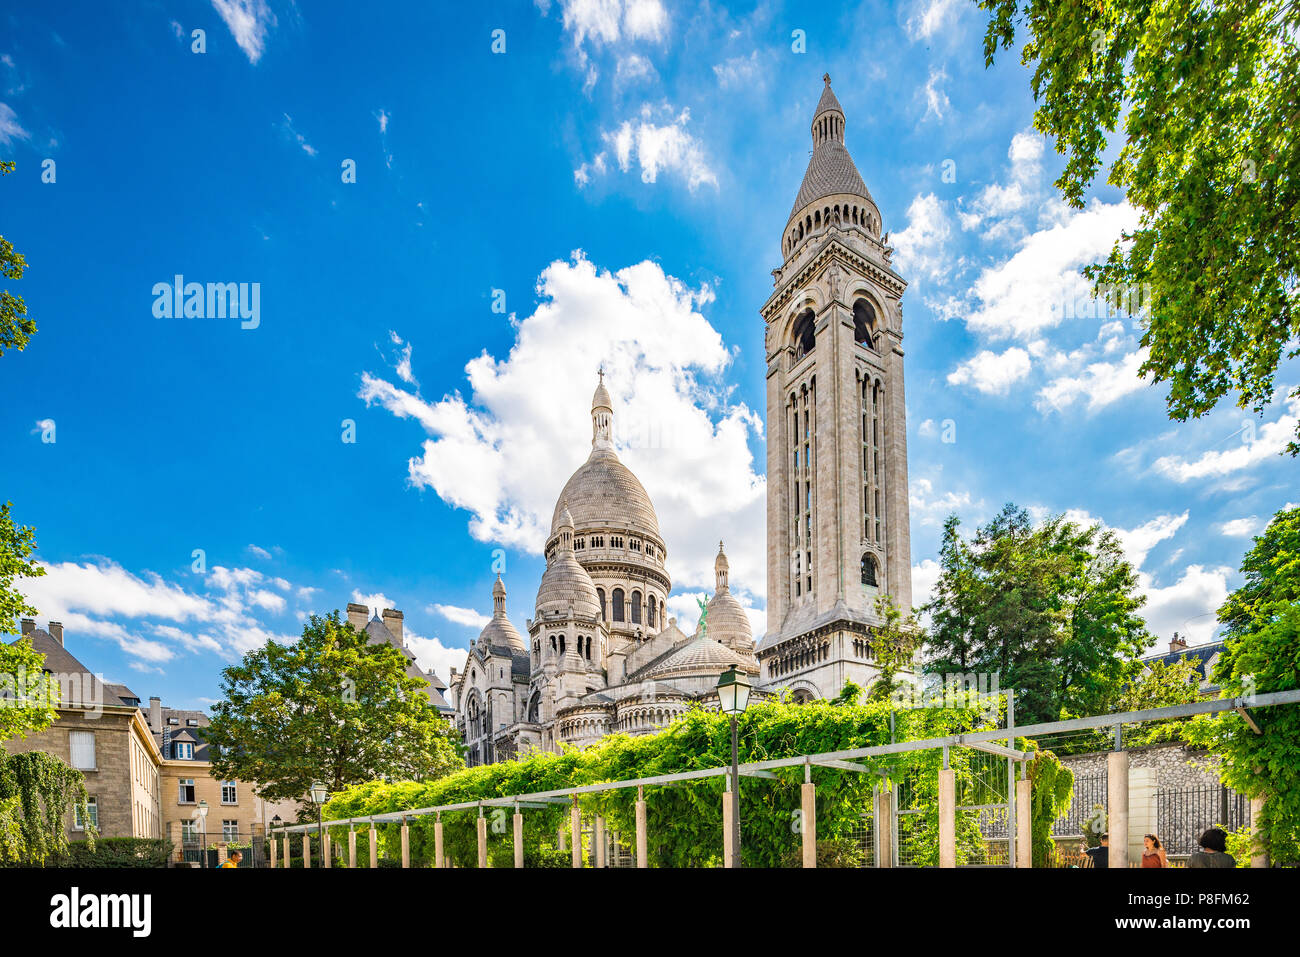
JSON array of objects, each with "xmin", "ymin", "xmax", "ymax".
[
  {"xmin": 801, "ymin": 781, "xmax": 817, "ymax": 868},
  {"xmin": 477, "ymin": 815, "xmax": 488, "ymax": 868},
  {"xmin": 938, "ymin": 768, "xmax": 955, "ymax": 868},
  {"xmin": 302, "ymin": 832, "xmax": 311, "ymax": 869},
  {"xmin": 323, "ymin": 832, "xmax": 331, "ymax": 868},
  {"xmin": 433, "ymin": 819, "xmax": 443, "ymax": 869},
  {"xmin": 570, "ymin": 803, "xmax": 582, "ymax": 868},
  {"xmin": 369, "ymin": 824, "xmax": 378, "ymax": 868},
  {"xmin": 1127, "ymin": 767, "xmax": 1157, "ymax": 864},
  {"xmin": 1107, "ymin": 749, "xmax": 1130, "ymax": 869},
  {"xmin": 348, "ymin": 828, "xmax": 357, "ymax": 869},
  {"xmin": 595, "ymin": 815, "xmax": 606, "ymax": 868},
  {"xmin": 722, "ymin": 789, "xmax": 736, "ymax": 868},
  {"xmin": 875, "ymin": 787, "xmax": 893, "ymax": 868},
  {"xmin": 635, "ymin": 788, "xmax": 648, "ymax": 869},
  {"xmin": 513, "ymin": 812, "xmax": 525, "ymax": 869},
  {"xmin": 1250, "ymin": 795, "xmax": 1269, "ymax": 869},
  {"xmin": 282, "ymin": 836, "xmax": 289, "ymax": 869},
  {"xmin": 1016, "ymin": 778, "xmax": 1032, "ymax": 868},
  {"xmin": 401, "ymin": 823, "xmax": 410, "ymax": 868},
  {"xmin": 270, "ymin": 835, "xmax": 277, "ymax": 869}
]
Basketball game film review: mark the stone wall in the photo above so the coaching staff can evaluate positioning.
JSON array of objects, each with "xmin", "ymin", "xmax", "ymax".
[{"xmin": 1058, "ymin": 741, "xmax": 1220, "ymax": 791}]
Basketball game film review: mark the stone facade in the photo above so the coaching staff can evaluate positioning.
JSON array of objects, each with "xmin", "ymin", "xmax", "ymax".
[
  {"xmin": 1059, "ymin": 742, "xmax": 1221, "ymax": 793},
  {"xmin": 450, "ymin": 378, "xmax": 762, "ymax": 766},
  {"xmin": 757, "ymin": 75, "xmax": 912, "ymax": 701}
]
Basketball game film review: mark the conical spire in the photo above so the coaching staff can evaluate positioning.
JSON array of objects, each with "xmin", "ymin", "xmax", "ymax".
[
  {"xmin": 715, "ymin": 540, "xmax": 730, "ymax": 591},
  {"xmin": 811, "ymin": 73, "xmax": 845, "ymax": 146},
  {"xmin": 591, "ymin": 369, "xmax": 614, "ymax": 451},
  {"xmin": 492, "ymin": 574, "xmax": 507, "ymax": 616}
]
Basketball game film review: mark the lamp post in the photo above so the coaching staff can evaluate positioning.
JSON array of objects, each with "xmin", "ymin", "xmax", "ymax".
[
  {"xmin": 716, "ymin": 664, "xmax": 751, "ymax": 868},
  {"xmin": 309, "ymin": 781, "xmax": 328, "ymax": 865},
  {"xmin": 197, "ymin": 799, "xmax": 209, "ymax": 869}
]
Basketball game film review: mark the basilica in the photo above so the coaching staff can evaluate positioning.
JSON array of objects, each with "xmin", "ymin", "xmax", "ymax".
[{"xmin": 449, "ymin": 75, "xmax": 912, "ymax": 764}]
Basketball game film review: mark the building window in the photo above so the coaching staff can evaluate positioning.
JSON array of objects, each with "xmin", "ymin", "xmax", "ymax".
[
  {"xmin": 612, "ymin": 589, "xmax": 625, "ymax": 622},
  {"xmin": 853, "ymin": 298, "xmax": 877, "ymax": 347},
  {"xmin": 222, "ymin": 820, "xmax": 239, "ymax": 842},
  {"xmin": 178, "ymin": 778, "xmax": 196, "ymax": 804},
  {"xmin": 167, "ymin": 717, "xmax": 179, "ymax": 725},
  {"xmin": 73, "ymin": 796, "xmax": 98, "ymax": 830},
  {"xmin": 173, "ymin": 742, "xmax": 194, "ymax": 760},
  {"xmin": 221, "ymin": 781, "xmax": 237, "ymax": 804},
  {"xmin": 792, "ymin": 309, "xmax": 816, "ymax": 359},
  {"xmin": 69, "ymin": 731, "xmax": 96, "ymax": 770},
  {"xmin": 181, "ymin": 820, "xmax": 198, "ymax": 843},
  {"xmin": 631, "ymin": 591, "xmax": 642, "ymax": 625},
  {"xmin": 597, "ymin": 588, "xmax": 606, "ymax": 620},
  {"xmin": 861, "ymin": 553, "xmax": 878, "ymax": 587},
  {"xmin": 186, "ymin": 718, "xmax": 199, "ymax": 727},
  {"xmin": 648, "ymin": 595, "xmax": 657, "ymax": 629}
]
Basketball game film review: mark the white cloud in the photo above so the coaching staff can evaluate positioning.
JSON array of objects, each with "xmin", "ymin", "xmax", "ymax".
[
  {"xmin": 1218, "ymin": 516, "xmax": 1264, "ymax": 537},
  {"xmin": 1139, "ymin": 565, "xmax": 1232, "ymax": 646},
  {"xmin": 280, "ymin": 113, "xmax": 317, "ymax": 156},
  {"xmin": 922, "ymin": 69, "xmax": 950, "ymax": 121},
  {"xmin": 958, "ymin": 130, "xmax": 1046, "ymax": 238},
  {"xmin": 906, "ymin": 0, "xmax": 963, "ymax": 40},
  {"xmin": 584, "ymin": 104, "xmax": 717, "ymax": 190},
  {"xmin": 891, "ymin": 193, "xmax": 952, "ymax": 281},
  {"xmin": 1152, "ymin": 397, "xmax": 1300, "ymax": 482},
  {"xmin": 350, "ymin": 591, "xmax": 392, "ymax": 618},
  {"xmin": 431, "ymin": 604, "xmax": 491, "ymax": 630},
  {"xmin": 615, "ymin": 54, "xmax": 656, "ymax": 86},
  {"xmin": 965, "ymin": 200, "xmax": 1138, "ymax": 341},
  {"xmin": 911, "ymin": 558, "xmax": 942, "ymax": 610},
  {"xmin": 375, "ymin": 109, "xmax": 390, "ymax": 134},
  {"xmin": 210, "ymin": 0, "xmax": 276, "ymax": 64},
  {"xmin": 358, "ymin": 251, "xmax": 767, "ymax": 610},
  {"xmin": 247, "ymin": 544, "xmax": 272, "ymax": 560},
  {"xmin": 1036, "ymin": 348, "xmax": 1149, "ymax": 413},
  {"xmin": 909, "ymin": 477, "xmax": 976, "ymax": 527},
  {"xmin": 713, "ymin": 51, "xmax": 760, "ymax": 89},
  {"xmin": 947, "ymin": 346, "xmax": 1032, "ymax": 395},
  {"xmin": 0, "ymin": 103, "xmax": 29, "ymax": 146},
  {"xmin": 405, "ymin": 630, "xmax": 467, "ymax": 682}
]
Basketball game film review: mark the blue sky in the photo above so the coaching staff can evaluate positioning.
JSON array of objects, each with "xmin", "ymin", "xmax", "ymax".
[{"xmin": 2, "ymin": 0, "xmax": 1295, "ymax": 710}]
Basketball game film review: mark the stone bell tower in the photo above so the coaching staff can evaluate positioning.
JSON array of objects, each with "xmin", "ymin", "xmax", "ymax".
[{"xmin": 756, "ymin": 75, "xmax": 912, "ymax": 701}]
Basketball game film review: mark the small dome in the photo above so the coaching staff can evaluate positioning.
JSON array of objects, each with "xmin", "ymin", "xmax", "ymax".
[
  {"xmin": 592, "ymin": 371, "xmax": 612, "ymax": 412},
  {"xmin": 705, "ymin": 589, "xmax": 753, "ymax": 653},
  {"xmin": 536, "ymin": 506, "xmax": 601, "ymax": 619},
  {"xmin": 479, "ymin": 575, "xmax": 526, "ymax": 654},
  {"xmin": 638, "ymin": 634, "xmax": 755, "ymax": 682}
]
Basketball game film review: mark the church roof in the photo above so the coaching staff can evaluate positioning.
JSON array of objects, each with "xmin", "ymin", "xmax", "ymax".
[
  {"xmin": 631, "ymin": 633, "xmax": 754, "ymax": 682},
  {"xmin": 789, "ymin": 142, "xmax": 873, "ymax": 221},
  {"xmin": 550, "ymin": 448, "xmax": 661, "ymax": 540}
]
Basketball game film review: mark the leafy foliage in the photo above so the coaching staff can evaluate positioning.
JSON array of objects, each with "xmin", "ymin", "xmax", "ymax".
[
  {"xmin": 0, "ymin": 749, "xmax": 92, "ymax": 864},
  {"xmin": 323, "ymin": 697, "xmax": 1002, "ymax": 867},
  {"xmin": 1026, "ymin": 748, "xmax": 1074, "ymax": 867},
  {"xmin": 204, "ymin": 611, "xmax": 463, "ymax": 803},
  {"xmin": 867, "ymin": 595, "xmax": 922, "ymax": 702},
  {"xmin": 1185, "ymin": 507, "xmax": 1300, "ymax": 864},
  {"xmin": 977, "ymin": 0, "xmax": 1300, "ymax": 453},
  {"xmin": 0, "ymin": 161, "xmax": 36, "ymax": 356},
  {"xmin": 39, "ymin": 837, "xmax": 172, "ymax": 869},
  {"xmin": 923, "ymin": 504, "xmax": 1153, "ymax": 724}
]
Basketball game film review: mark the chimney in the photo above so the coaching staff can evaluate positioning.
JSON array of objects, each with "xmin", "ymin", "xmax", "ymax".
[
  {"xmin": 20, "ymin": 618, "xmax": 35, "ymax": 637},
  {"xmin": 149, "ymin": 696, "xmax": 162, "ymax": 729},
  {"xmin": 382, "ymin": 608, "xmax": 404, "ymax": 644},
  {"xmin": 1169, "ymin": 632, "xmax": 1187, "ymax": 654},
  {"xmin": 48, "ymin": 622, "xmax": 64, "ymax": 646},
  {"xmin": 345, "ymin": 602, "xmax": 369, "ymax": 632}
]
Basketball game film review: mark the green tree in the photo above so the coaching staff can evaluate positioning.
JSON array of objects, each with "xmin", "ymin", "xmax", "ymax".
[
  {"xmin": 867, "ymin": 595, "xmax": 922, "ymax": 703},
  {"xmin": 923, "ymin": 504, "xmax": 1152, "ymax": 724},
  {"xmin": 977, "ymin": 0, "xmax": 1300, "ymax": 452},
  {"xmin": 1, "ymin": 502, "xmax": 56, "ymax": 742},
  {"xmin": 1, "ymin": 161, "xmax": 36, "ymax": 356},
  {"xmin": 1185, "ymin": 507, "xmax": 1300, "ymax": 863},
  {"xmin": 204, "ymin": 611, "xmax": 463, "ymax": 802}
]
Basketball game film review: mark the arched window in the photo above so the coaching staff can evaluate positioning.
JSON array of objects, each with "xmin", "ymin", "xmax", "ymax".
[
  {"xmin": 631, "ymin": 591, "xmax": 642, "ymax": 624},
  {"xmin": 861, "ymin": 553, "xmax": 878, "ymax": 587},
  {"xmin": 648, "ymin": 595, "xmax": 657, "ymax": 629},
  {"xmin": 853, "ymin": 298, "xmax": 877, "ymax": 347},
  {"xmin": 792, "ymin": 309, "xmax": 815, "ymax": 360},
  {"xmin": 613, "ymin": 588, "xmax": 625, "ymax": 622},
  {"xmin": 597, "ymin": 587, "xmax": 606, "ymax": 621}
]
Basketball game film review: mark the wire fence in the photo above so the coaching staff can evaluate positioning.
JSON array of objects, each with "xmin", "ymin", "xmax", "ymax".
[{"xmin": 1157, "ymin": 784, "xmax": 1250, "ymax": 857}]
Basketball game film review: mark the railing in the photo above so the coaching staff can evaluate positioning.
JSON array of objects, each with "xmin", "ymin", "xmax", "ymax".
[
  {"xmin": 1052, "ymin": 771, "xmax": 1107, "ymax": 836},
  {"xmin": 1157, "ymin": 784, "xmax": 1250, "ymax": 857}
]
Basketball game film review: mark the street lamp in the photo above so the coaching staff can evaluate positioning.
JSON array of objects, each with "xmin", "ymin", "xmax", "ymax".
[
  {"xmin": 309, "ymin": 781, "xmax": 328, "ymax": 864},
  {"xmin": 716, "ymin": 664, "xmax": 751, "ymax": 868},
  {"xmin": 197, "ymin": 799, "xmax": 209, "ymax": 869}
]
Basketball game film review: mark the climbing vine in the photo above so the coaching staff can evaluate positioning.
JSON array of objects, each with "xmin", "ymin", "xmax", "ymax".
[
  {"xmin": 1025, "ymin": 746, "xmax": 1074, "ymax": 867},
  {"xmin": 0, "ymin": 749, "xmax": 93, "ymax": 865}
]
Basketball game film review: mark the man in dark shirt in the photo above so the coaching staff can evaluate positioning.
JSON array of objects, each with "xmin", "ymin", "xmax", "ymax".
[{"xmin": 1083, "ymin": 833, "xmax": 1110, "ymax": 869}]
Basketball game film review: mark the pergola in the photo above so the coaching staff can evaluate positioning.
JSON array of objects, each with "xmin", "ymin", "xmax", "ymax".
[{"xmin": 269, "ymin": 688, "xmax": 1300, "ymax": 868}]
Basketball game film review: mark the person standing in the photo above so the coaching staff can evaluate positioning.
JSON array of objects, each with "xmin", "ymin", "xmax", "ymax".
[
  {"xmin": 1141, "ymin": 834, "xmax": 1167, "ymax": 867},
  {"xmin": 1082, "ymin": 833, "xmax": 1110, "ymax": 869},
  {"xmin": 1188, "ymin": 828, "xmax": 1237, "ymax": 868}
]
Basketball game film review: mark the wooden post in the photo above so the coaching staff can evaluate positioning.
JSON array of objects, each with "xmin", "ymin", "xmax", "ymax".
[
  {"xmin": 800, "ymin": 779, "xmax": 817, "ymax": 868},
  {"xmin": 513, "ymin": 810, "xmax": 525, "ymax": 869},
  {"xmin": 1108, "ymin": 747, "xmax": 1130, "ymax": 869},
  {"xmin": 558, "ymin": 822, "xmax": 567, "ymax": 852},
  {"xmin": 322, "ymin": 831, "xmax": 331, "ymax": 868},
  {"xmin": 434, "ymin": 817, "xmax": 444, "ymax": 869},
  {"xmin": 938, "ymin": 767, "xmax": 956, "ymax": 868},
  {"xmin": 875, "ymin": 786, "xmax": 893, "ymax": 868},
  {"xmin": 401, "ymin": 821, "xmax": 410, "ymax": 868},
  {"xmin": 595, "ymin": 815, "xmax": 606, "ymax": 868},
  {"xmin": 1250, "ymin": 795, "xmax": 1269, "ymax": 869},
  {"xmin": 1016, "ymin": 777, "xmax": 1032, "ymax": 868},
  {"xmin": 570, "ymin": 800, "xmax": 582, "ymax": 868},
  {"xmin": 270, "ymin": 835, "xmax": 278, "ymax": 868},
  {"xmin": 369, "ymin": 823, "xmax": 378, "ymax": 868},
  {"xmin": 348, "ymin": 827, "xmax": 357, "ymax": 869},
  {"xmin": 635, "ymin": 786, "xmax": 648, "ymax": 869},
  {"xmin": 722, "ymin": 785, "xmax": 736, "ymax": 868},
  {"xmin": 302, "ymin": 832, "xmax": 311, "ymax": 869},
  {"xmin": 477, "ymin": 813, "xmax": 488, "ymax": 868},
  {"xmin": 282, "ymin": 836, "xmax": 289, "ymax": 869}
]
